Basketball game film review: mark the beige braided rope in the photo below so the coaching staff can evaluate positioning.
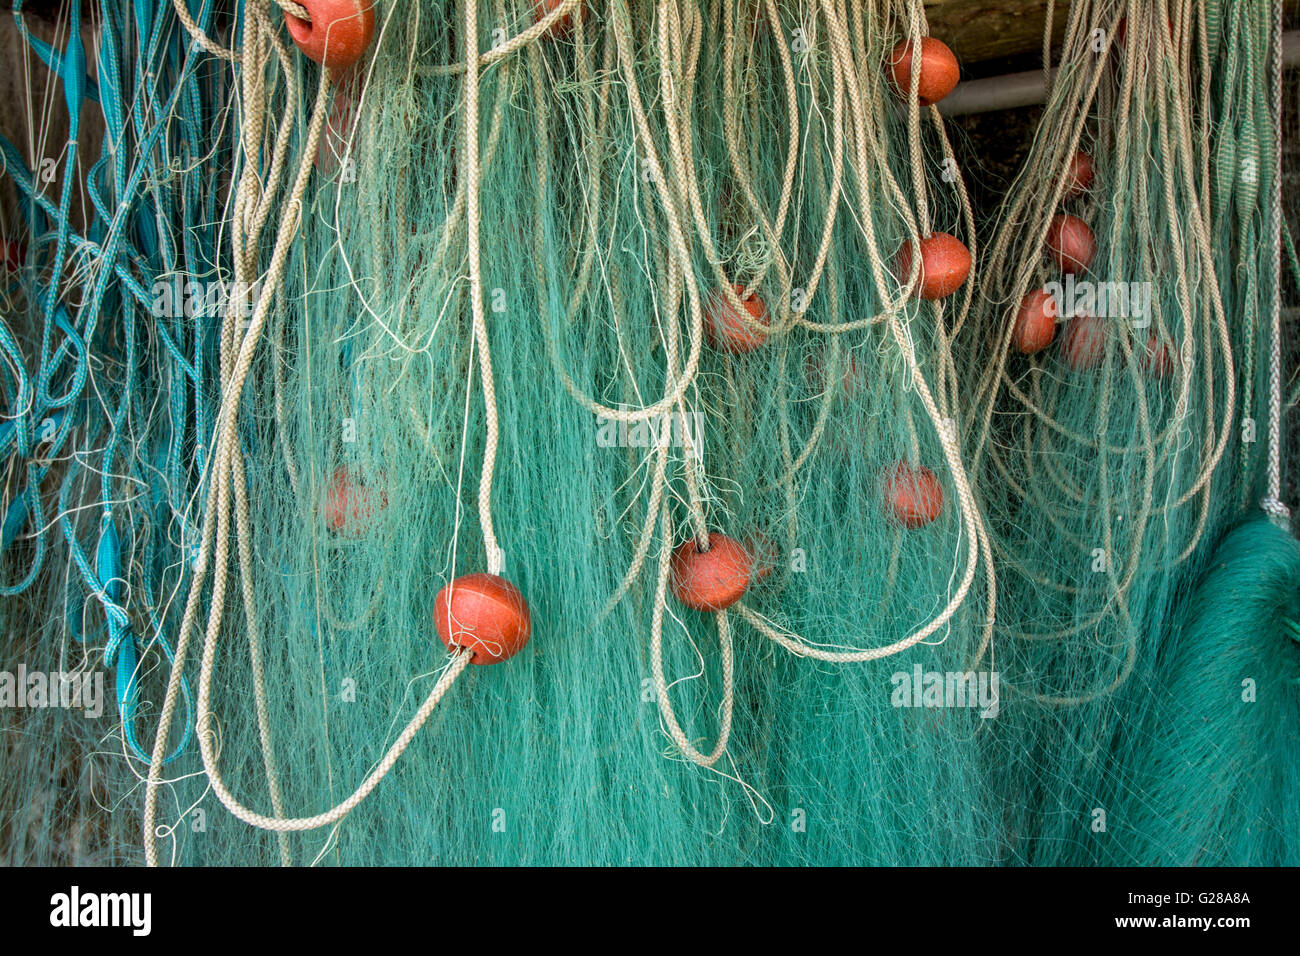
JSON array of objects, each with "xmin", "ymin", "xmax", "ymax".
[
  {"xmin": 144, "ymin": 2, "xmax": 478, "ymax": 860},
  {"xmin": 464, "ymin": 0, "xmax": 505, "ymax": 573}
]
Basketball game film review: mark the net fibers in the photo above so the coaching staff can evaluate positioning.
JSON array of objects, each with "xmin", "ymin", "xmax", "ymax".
[{"xmin": 0, "ymin": 0, "xmax": 1293, "ymax": 867}]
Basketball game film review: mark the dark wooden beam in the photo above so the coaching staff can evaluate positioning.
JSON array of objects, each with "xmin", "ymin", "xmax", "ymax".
[
  {"xmin": 925, "ymin": 0, "xmax": 1065, "ymax": 69},
  {"xmin": 926, "ymin": 0, "xmax": 1300, "ymax": 71}
]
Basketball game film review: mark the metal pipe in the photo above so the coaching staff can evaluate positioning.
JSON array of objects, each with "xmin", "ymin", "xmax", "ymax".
[{"xmin": 940, "ymin": 28, "xmax": 1300, "ymax": 116}]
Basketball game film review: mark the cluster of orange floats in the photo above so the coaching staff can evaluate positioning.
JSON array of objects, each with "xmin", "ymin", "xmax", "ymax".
[
  {"xmin": 700, "ymin": 35, "xmax": 958, "ymax": 600},
  {"xmin": 1012, "ymin": 154, "xmax": 1104, "ymax": 367},
  {"xmin": 282, "ymin": 3, "xmax": 964, "ymax": 657},
  {"xmin": 1013, "ymin": 143, "xmax": 1173, "ymax": 376}
]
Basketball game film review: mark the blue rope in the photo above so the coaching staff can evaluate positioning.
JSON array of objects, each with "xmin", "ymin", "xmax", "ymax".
[{"xmin": 0, "ymin": 0, "xmax": 236, "ymax": 765}]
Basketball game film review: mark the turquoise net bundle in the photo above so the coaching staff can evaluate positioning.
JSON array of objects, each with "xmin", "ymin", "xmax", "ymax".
[{"xmin": 964, "ymin": 0, "xmax": 1298, "ymax": 865}]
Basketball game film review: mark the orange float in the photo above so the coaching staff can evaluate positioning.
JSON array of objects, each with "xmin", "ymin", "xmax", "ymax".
[
  {"xmin": 1013, "ymin": 289, "xmax": 1059, "ymax": 355},
  {"xmin": 533, "ymin": 0, "xmax": 584, "ymax": 36},
  {"xmin": 324, "ymin": 467, "xmax": 386, "ymax": 537},
  {"xmin": 434, "ymin": 573, "xmax": 532, "ymax": 665},
  {"xmin": 704, "ymin": 285, "xmax": 768, "ymax": 353},
  {"xmin": 1045, "ymin": 214, "xmax": 1096, "ymax": 275},
  {"xmin": 883, "ymin": 462, "xmax": 944, "ymax": 528},
  {"xmin": 0, "ymin": 238, "xmax": 25, "ymax": 272},
  {"xmin": 897, "ymin": 233, "xmax": 972, "ymax": 300},
  {"xmin": 888, "ymin": 38, "xmax": 960, "ymax": 106},
  {"xmin": 1144, "ymin": 335, "xmax": 1175, "ymax": 378},
  {"xmin": 1063, "ymin": 151, "xmax": 1095, "ymax": 200},
  {"xmin": 806, "ymin": 348, "xmax": 869, "ymax": 397},
  {"xmin": 671, "ymin": 533, "xmax": 752, "ymax": 611},
  {"xmin": 1060, "ymin": 314, "xmax": 1106, "ymax": 370},
  {"xmin": 285, "ymin": 0, "xmax": 376, "ymax": 72}
]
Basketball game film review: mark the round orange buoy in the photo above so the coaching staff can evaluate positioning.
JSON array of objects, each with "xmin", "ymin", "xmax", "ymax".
[
  {"xmin": 0, "ymin": 238, "xmax": 25, "ymax": 272},
  {"xmin": 1046, "ymin": 214, "xmax": 1096, "ymax": 275},
  {"xmin": 1013, "ymin": 289, "xmax": 1059, "ymax": 355},
  {"xmin": 285, "ymin": 0, "xmax": 375, "ymax": 72},
  {"xmin": 533, "ymin": 0, "xmax": 585, "ymax": 35},
  {"xmin": 883, "ymin": 462, "xmax": 944, "ymax": 528},
  {"xmin": 1064, "ymin": 151, "xmax": 1095, "ymax": 200},
  {"xmin": 324, "ymin": 467, "xmax": 386, "ymax": 537},
  {"xmin": 671, "ymin": 533, "xmax": 751, "ymax": 611},
  {"xmin": 806, "ymin": 348, "xmax": 869, "ymax": 397},
  {"xmin": 888, "ymin": 38, "xmax": 960, "ymax": 106},
  {"xmin": 1060, "ymin": 313, "xmax": 1105, "ymax": 370},
  {"xmin": 1144, "ymin": 334, "xmax": 1175, "ymax": 378},
  {"xmin": 434, "ymin": 573, "xmax": 531, "ymax": 665},
  {"xmin": 897, "ymin": 233, "xmax": 972, "ymax": 300},
  {"xmin": 704, "ymin": 285, "xmax": 768, "ymax": 353}
]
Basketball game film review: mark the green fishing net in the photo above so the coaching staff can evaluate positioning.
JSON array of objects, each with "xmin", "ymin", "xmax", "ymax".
[{"xmin": 0, "ymin": 0, "xmax": 1295, "ymax": 867}]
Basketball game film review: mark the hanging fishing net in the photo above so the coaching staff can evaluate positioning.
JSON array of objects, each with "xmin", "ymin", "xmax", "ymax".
[
  {"xmin": 0, "ymin": 0, "xmax": 1295, "ymax": 867},
  {"xmin": 966, "ymin": 0, "xmax": 1299, "ymax": 865}
]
